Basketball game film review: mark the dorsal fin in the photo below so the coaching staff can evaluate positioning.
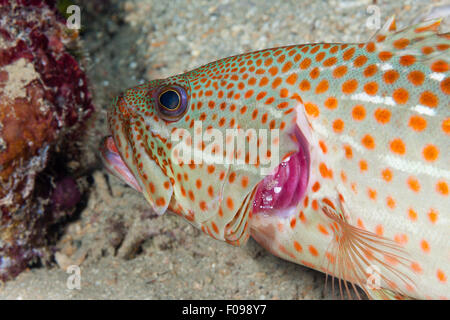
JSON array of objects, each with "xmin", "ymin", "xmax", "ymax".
[{"xmin": 368, "ymin": 18, "xmax": 449, "ymax": 67}]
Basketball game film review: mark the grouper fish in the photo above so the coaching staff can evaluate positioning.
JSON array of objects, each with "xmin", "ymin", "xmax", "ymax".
[{"xmin": 100, "ymin": 17, "xmax": 449, "ymax": 299}]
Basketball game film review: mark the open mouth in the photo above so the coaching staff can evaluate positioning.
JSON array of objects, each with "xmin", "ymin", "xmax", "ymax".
[
  {"xmin": 100, "ymin": 136, "xmax": 143, "ymax": 192},
  {"xmin": 252, "ymin": 126, "xmax": 310, "ymax": 218}
]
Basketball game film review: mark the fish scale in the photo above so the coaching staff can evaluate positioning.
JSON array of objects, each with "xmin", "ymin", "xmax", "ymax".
[{"xmin": 101, "ymin": 18, "xmax": 449, "ymax": 299}]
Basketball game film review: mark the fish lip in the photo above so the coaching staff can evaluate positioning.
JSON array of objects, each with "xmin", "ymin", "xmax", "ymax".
[
  {"xmin": 100, "ymin": 135, "xmax": 143, "ymax": 192},
  {"xmin": 251, "ymin": 126, "xmax": 310, "ymax": 218}
]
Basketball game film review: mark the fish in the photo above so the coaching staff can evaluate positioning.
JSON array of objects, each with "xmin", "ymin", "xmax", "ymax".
[{"xmin": 100, "ymin": 17, "xmax": 449, "ymax": 299}]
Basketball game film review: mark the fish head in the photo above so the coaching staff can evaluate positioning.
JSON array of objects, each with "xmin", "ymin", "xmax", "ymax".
[{"xmin": 101, "ymin": 58, "xmax": 311, "ymax": 246}]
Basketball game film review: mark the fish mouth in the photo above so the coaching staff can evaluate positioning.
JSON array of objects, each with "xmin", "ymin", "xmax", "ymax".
[
  {"xmin": 252, "ymin": 126, "xmax": 310, "ymax": 218},
  {"xmin": 100, "ymin": 136, "xmax": 142, "ymax": 192}
]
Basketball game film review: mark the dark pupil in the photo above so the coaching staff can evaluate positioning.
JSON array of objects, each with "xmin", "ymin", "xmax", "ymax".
[{"xmin": 159, "ymin": 90, "xmax": 180, "ymax": 110}]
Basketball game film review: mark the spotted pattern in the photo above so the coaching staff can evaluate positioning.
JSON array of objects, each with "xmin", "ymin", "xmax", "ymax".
[{"xmin": 107, "ymin": 18, "xmax": 449, "ymax": 300}]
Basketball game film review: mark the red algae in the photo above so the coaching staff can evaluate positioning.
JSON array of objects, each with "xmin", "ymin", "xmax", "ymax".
[{"xmin": 0, "ymin": 0, "xmax": 94, "ymax": 281}]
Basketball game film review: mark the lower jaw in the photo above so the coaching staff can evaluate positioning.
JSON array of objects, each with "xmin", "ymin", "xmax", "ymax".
[{"xmin": 252, "ymin": 126, "xmax": 310, "ymax": 218}]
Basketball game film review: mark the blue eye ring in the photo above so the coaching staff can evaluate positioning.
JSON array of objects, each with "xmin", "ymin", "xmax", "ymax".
[{"xmin": 155, "ymin": 85, "xmax": 188, "ymax": 121}]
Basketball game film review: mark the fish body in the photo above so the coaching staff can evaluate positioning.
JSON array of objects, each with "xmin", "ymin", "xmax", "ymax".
[{"xmin": 101, "ymin": 18, "xmax": 449, "ymax": 299}]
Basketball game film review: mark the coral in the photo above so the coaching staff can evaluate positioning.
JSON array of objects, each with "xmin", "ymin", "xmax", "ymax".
[{"xmin": 0, "ymin": 0, "xmax": 94, "ymax": 281}]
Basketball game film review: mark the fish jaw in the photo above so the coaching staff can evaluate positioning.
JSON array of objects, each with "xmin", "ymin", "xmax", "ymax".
[{"xmin": 100, "ymin": 135, "xmax": 142, "ymax": 192}]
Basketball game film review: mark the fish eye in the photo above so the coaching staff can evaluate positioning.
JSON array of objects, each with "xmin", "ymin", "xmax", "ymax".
[
  {"xmin": 159, "ymin": 89, "xmax": 180, "ymax": 110},
  {"xmin": 156, "ymin": 86, "xmax": 188, "ymax": 121}
]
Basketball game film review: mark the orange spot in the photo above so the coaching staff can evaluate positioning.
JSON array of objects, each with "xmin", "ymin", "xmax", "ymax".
[
  {"xmin": 428, "ymin": 209, "xmax": 438, "ymax": 223},
  {"xmin": 319, "ymin": 162, "xmax": 332, "ymax": 179},
  {"xmin": 315, "ymin": 52, "xmax": 326, "ymax": 62},
  {"xmin": 308, "ymin": 245, "xmax": 319, "ymax": 257},
  {"xmin": 149, "ymin": 182, "xmax": 155, "ymax": 194},
  {"xmin": 312, "ymin": 200, "xmax": 319, "ymax": 210},
  {"xmin": 299, "ymin": 58, "xmax": 311, "ymax": 69},
  {"xmin": 367, "ymin": 188, "xmax": 377, "ymax": 200},
  {"xmin": 420, "ymin": 239, "xmax": 430, "ymax": 253},
  {"xmin": 226, "ymin": 197, "xmax": 234, "ymax": 210},
  {"xmin": 361, "ymin": 134, "xmax": 375, "ymax": 149},
  {"xmin": 359, "ymin": 160, "xmax": 368, "ymax": 172},
  {"xmin": 299, "ymin": 210, "xmax": 307, "ymax": 223},
  {"xmin": 342, "ymin": 79, "xmax": 358, "ymax": 94},
  {"xmin": 422, "ymin": 46, "xmax": 433, "ymax": 54},
  {"xmin": 407, "ymin": 176, "xmax": 420, "ymax": 192},
  {"xmin": 312, "ymin": 181, "xmax": 321, "ymax": 192},
  {"xmin": 393, "ymin": 38, "xmax": 409, "ymax": 49},
  {"xmin": 343, "ymin": 145, "xmax": 352, "ymax": 159},
  {"xmin": 272, "ymin": 77, "xmax": 282, "ymax": 89},
  {"xmin": 241, "ymin": 176, "xmax": 249, "ymax": 188},
  {"xmin": 211, "ymin": 222, "xmax": 219, "ymax": 234},
  {"xmin": 259, "ymin": 77, "xmax": 269, "ymax": 86},
  {"xmin": 419, "ymin": 91, "xmax": 438, "ymax": 108},
  {"xmin": 282, "ymin": 61, "xmax": 293, "ymax": 73},
  {"xmin": 324, "ymin": 96, "xmax": 338, "ymax": 109},
  {"xmin": 323, "ymin": 57, "xmax": 337, "ymax": 67},
  {"xmin": 437, "ymin": 269, "xmax": 447, "ymax": 283},
  {"xmin": 411, "ymin": 262, "xmax": 423, "ymax": 274},
  {"xmin": 366, "ymin": 42, "xmax": 376, "ymax": 52},
  {"xmin": 299, "ymin": 79, "xmax": 310, "ymax": 91},
  {"xmin": 364, "ymin": 64, "xmax": 377, "ymax": 77},
  {"xmin": 318, "ymin": 224, "xmax": 329, "ymax": 235},
  {"xmin": 290, "ymin": 217, "xmax": 297, "ymax": 229},
  {"xmin": 333, "ymin": 65, "xmax": 347, "ymax": 78},
  {"xmin": 342, "ymin": 47, "xmax": 355, "ymax": 61},
  {"xmin": 268, "ymin": 66, "xmax": 278, "ymax": 76},
  {"xmin": 431, "ymin": 60, "xmax": 449, "ymax": 72},
  {"xmin": 280, "ymin": 88, "xmax": 289, "ymax": 98},
  {"xmin": 399, "ymin": 55, "xmax": 415, "ymax": 66},
  {"xmin": 363, "ymin": 82, "xmax": 378, "ymax": 95},
  {"xmin": 443, "ymin": 118, "xmax": 450, "ymax": 135},
  {"xmin": 319, "ymin": 140, "xmax": 327, "ymax": 154},
  {"xmin": 423, "ymin": 144, "xmax": 439, "ymax": 162},
  {"xmin": 353, "ymin": 55, "xmax": 368, "ymax": 67},
  {"xmin": 383, "ymin": 70, "xmax": 399, "ymax": 84},
  {"xmin": 408, "ymin": 115, "xmax": 427, "ymax": 131},
  {"xmin": 154, "ymin": 196, "xmax": 166, "ymax": 207},
  {"xmin": 441, "ymin": 77, "xmax": 450, "ymax": 95},
  {"xmin": 315, "ymin": 79, "xmax": 329, "ymax": 94},
  {"xmin": 352, "ymin": 105, "xmax": 366, "ymax": 120},
  {"xmin": 332, "ymin": 119, "xmax": 344, "ymax": 133},
  {"xmin": 379, "ymin": 51, "xmax": 393, "ymax": 61},
  {"xmin": 386, "ymin": 196, "xmax": 396, "ymax": 209},
  {"xmin": 392, "ymin": 88, "xmax": 409, "ymax": 104},
  {"xmin": 286, "ymin": 73, "xmax": 298, "ymax": 85},
  {"xmin": 407, "ymin": 70, "xmax": 425, "ymax": 86},
  {"xmin": 408, "ymin": 208, "xmax": 418, "ymax": 221},
  {"xmin": 305, "ymin": 102, "xmax": 319, "ymax": 118},
  {"xmin": 293, "ymin": 241, "xmax": 303, "ymax": 252},
  {"xmin": 394, "ymin": 233, "xmax": 408, "ymax": 245},
  {"xmin": 436, "ymin": 181, "xmax": 449, "ymax": 196},
  {"xmin": 375, "ymin": 225, "xmax": 384, "ymax": 236},
  {"xmin": 340, "ymin": 171, "xmax": 347, "ymax": 183},
  {"xmin": 390, "ymin": 139, "xmax": 406, "ymax": 155},
  {"xmin": 374, "ymin": 108, "xmax": 391, "ymax": 124}
]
